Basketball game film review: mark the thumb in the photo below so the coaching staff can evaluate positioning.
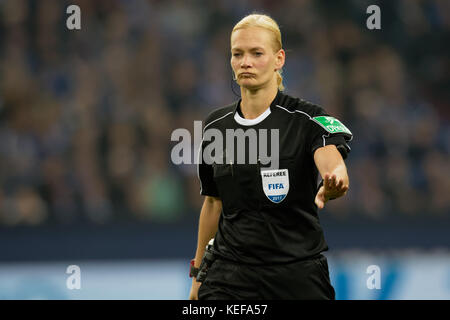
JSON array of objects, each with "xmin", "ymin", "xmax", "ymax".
[{"xmin": 315, "ymin": 192, "xmax": 325, "ymax": 209}]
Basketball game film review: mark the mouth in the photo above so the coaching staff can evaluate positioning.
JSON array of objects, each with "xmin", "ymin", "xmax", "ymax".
[{"xmin": 239, "ymin": 72, "xmax": 255, "ymax": 78}]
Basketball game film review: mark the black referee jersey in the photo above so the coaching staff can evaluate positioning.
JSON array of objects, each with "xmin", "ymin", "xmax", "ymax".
[{"xmin": 197, "ymin": 90, "xmax": 352, "ymax": 265}]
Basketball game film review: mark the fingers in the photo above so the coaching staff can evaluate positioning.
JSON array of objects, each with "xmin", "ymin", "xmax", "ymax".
[
  {"xmin": 324, "ymin": 174, "xmax": 330, "ymax": 188},
  {"xmin": 324, "ymin": 174, "xmax": 335, "ymax": 189},
  {"xmin": 189, "ymin": 290, "xmax": 198, "ymax": 300},
  {"xmin": 324, "ymin": 174, "xmax": 347, "ymax": 192},
  {"xmin": 321, "ymin": 173, "xmax": 350, "ymax": 205}
]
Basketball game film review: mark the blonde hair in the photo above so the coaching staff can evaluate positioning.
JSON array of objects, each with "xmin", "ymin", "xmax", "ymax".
[{"xmin": 231, "ymin": 14, "xmax": 285, "ymax": 91}]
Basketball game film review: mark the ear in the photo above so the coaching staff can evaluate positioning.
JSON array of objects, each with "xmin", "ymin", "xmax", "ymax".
[{"xmin": 274, "ymin": 49, "xmax": 285, "ymax": 71}]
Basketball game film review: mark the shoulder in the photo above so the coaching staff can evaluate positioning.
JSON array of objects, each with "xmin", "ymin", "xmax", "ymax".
[
  {"xmin": 275, "ymin": 92, "xmax": 327, "ymax": 119},
  {"xmin": 280, "ymin": 93, "xmax": 353, "ymax": 138},
  {"xmin": 203, "ymin": 102, "xmax": 236, "ymax": 130}
]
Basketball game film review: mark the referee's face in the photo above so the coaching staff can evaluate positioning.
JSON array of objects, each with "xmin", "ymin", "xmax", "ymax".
[{"xmin": 230, "ymin": 27, "xmax": 283, "ymax": 90}]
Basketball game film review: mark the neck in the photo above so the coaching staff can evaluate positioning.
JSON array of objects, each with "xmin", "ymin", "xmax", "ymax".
[{"xmin": 239, "ymin": 85, "xmax": 278, "ymax": 120}]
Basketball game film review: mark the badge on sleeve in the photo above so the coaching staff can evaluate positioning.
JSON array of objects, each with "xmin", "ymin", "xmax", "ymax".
[
  {"xmin": 312, "ymin": 116, "xmax": 352, "ymax": 135},
  {"xmin": 261, "ymin": 169, "xmax": 289, "ymax": 203}
]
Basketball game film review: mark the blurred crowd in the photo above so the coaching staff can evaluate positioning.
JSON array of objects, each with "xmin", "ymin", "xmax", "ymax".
[{"xmin": 0, "ymin": 0, "xmax": 448, "ymax": 226}]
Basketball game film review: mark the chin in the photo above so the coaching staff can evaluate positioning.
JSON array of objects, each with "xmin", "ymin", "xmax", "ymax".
[
  {"xmin": 238, "ymin": 79, "xmax": 259, "ymax": 88},
  {"xmin": 239, "ymin": 80, "xmax": 269, "ymax": 91}
]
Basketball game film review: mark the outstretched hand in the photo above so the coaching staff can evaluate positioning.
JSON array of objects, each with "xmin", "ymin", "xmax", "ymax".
[{"xmin": 315, "ymin": 173, "xmax": 348, "ymax": 209}]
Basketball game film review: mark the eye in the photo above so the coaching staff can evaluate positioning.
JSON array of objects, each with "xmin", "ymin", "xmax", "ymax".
[
  {"xmin": 232, "ymin": 53, "xmax": 242, "ymax": 57},
  {"xmin": 254, "ymin": 52, "xmax": 263, "ymax": 56}
]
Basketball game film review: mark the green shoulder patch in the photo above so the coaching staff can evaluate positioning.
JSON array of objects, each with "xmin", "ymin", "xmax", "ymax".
[{"xmin": 312, "ymin": 116, "xmax": 352, "ymax": 135}]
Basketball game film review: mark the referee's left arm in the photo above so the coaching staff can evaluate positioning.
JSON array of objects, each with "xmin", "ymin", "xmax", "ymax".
[{"xmin": 313, "ymin": 145, "xmax": 349, "ymax": 209}]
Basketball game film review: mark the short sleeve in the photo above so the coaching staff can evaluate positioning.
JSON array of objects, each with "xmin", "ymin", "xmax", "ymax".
[
  {"xmin": 309, "ymin": 107, "xmax": 353, "ymax": 159},
  {"xmin": 197, "ymin": 132, "xmax": 220, "ymax": 197}
]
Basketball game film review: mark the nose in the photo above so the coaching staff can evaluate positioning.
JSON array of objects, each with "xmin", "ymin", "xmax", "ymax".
[{"xmin": 240, "ymin": 54, "xmax": 251, "ymax": 68}]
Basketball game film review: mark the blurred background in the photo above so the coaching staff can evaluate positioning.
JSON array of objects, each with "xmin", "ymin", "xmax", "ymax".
[{"xmin": 0, "ymin": 0, "xmax": 448, "ymax": 299}]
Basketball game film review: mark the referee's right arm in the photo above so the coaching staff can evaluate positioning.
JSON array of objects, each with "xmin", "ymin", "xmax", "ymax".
[{"xmin": 189, "ymin": 195, "xmax": 222, "ymax": 300}]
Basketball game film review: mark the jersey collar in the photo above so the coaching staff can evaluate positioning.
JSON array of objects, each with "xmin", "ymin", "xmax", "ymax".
[{"xmin": 233, "ymin": 90, "xmax": 282, "ymax": 126}]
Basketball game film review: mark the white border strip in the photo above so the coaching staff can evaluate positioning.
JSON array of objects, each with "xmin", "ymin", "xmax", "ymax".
[{"xmin": 234, "ymin": 106, "xmax": 271, "ymax": 126}]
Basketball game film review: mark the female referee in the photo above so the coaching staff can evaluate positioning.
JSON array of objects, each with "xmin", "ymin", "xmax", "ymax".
[{"xmin": 189, "ymin": 14, "xmax": 352, "ymax": 300}]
